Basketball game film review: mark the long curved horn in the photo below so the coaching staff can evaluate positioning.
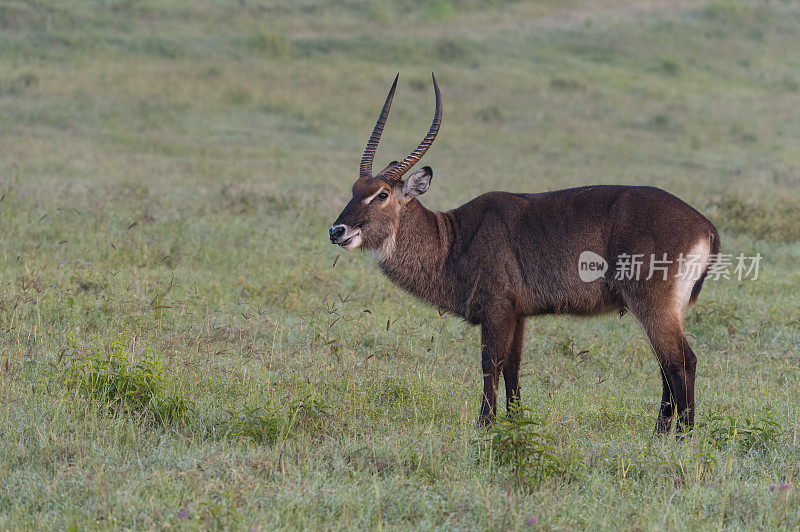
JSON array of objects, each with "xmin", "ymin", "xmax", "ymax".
[
  {"xmin": 360, "ymin": 74, "xmax": 399, "ymax": 179},
  {"xmin": 381, "ymin": 72, "xmax": 442, "ymax": 184}
]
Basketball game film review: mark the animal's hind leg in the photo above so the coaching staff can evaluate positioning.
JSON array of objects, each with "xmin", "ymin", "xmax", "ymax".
[
  {"xmin": 677, "ymin": 335, "xmax": 697, "ymax": 432},
  {"xmin": 503, "ymin": 317, "xmax": 525, "ymax": 413},
  {"xmin": 629, "ymin": 308, "xmax": 697, "ymax": 435},
  {"xmin": 656, "ymin": 370, "xmax": 674, "ymax": 434}
]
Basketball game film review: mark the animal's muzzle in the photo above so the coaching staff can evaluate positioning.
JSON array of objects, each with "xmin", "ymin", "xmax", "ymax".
[{"xmin": 329, "ymin": 224, "xmax": 346, "ymax": 244}]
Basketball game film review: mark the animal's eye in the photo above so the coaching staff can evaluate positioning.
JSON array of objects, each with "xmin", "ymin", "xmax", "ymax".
[{"xmin": 376, "ymin": 191, "xmax": 389, "ymax": 201}]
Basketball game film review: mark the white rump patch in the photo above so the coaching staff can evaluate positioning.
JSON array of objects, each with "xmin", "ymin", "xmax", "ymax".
[{"xmin": 674, "ymin": 239, "xmax": 711, "ymax": 312}]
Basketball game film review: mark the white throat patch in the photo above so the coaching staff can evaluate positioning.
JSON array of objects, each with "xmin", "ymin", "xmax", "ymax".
[{"xmin": 371, "ymin": 233, "xmax": 396, "ymax": 263}]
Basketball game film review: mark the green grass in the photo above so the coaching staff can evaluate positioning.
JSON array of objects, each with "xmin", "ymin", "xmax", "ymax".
[
  {"xmin": 64, "ymin": 337, "xmax": 193, "ymax": 424},
  {"xmin": 1, "ymin": 0, "xmax": 799, "ymax": 529}
]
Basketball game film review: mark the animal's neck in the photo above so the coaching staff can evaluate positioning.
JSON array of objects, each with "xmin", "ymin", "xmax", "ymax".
[{"xmin": 374, "ymin": 199, "xmax": 456, "ymax": 313}]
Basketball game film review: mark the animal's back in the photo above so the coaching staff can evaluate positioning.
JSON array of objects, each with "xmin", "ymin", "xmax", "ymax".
[{"xmin": 453, "ymin": 186, "xmax": 719, "ymax": 317}]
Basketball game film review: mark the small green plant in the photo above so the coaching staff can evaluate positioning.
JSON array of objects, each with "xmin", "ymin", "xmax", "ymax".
[
  {"xmin": 475, "ymin": 105, "xmax": 504, "ymax": 124},
  {"xmin": 659, "ymin": 444, "xmax": 717, "ymax": 485},
  {"xmin": 555, "ymin": 336, "xmax": 575, "ymax": 357},
  {"xmin": 199, "ymin": 490, "xmax": 241, "ymax": 529},
  {"xmin": 224, "ymin": 86, "xmax": 252, "ymax": 105},
  {"xmin": 549, "ymin": 77, "xmax": 585, "ymax": 91},
  {"xmin": 221, "ymin": 403, "xmax": 283, "ymax": 444},
  {"xmin": 686, "ymin": 298, "xmax": 740, "ymax": 328},
  {"xmin": 287, "ymin": 396, "xmax": 331, "ymax": 436},
  {"xmin": 0, "ymin": 72, "xmax": 39, "ymax": 97},
  {"xmin": 434, "ymin": 38, "xmax": 468, "ymax": 61},
  {"xmin": 697, "ymin": 409, "xmax": 782, "ymax": 452},
  {"xmin": 65, "ymin": 339, "xmax": 193, "ymax": 424},
  {"xmin": 423, "ymin": 0, "xmax": 455, "ymax": 20},
  {"xmin": 690, "ymin": 444, "xmax": 718, "ymax": 480},
  {"xmin": 712, "ymin": 194, "xmax": 800, "ymax": 242},
  {"xmin": 649, "ymin": 113, "xmax": 670, "ymax": 130},
  {"xmin": 241, "ymin": 32, "xmax": 291, "ymax": 57},
  {"xmin": 659, "ymin": 59, "xmax": 680, "ymax": 76},
  {"xmin": 482, "ymin": 404, "xmax": 584, "ymax": 488},
  {"xmin": 369, "ymin": 378, "xmax": 414, "ymax": 407}
]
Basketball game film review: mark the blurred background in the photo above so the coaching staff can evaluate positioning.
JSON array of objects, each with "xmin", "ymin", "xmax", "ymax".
[
  {"xmin": 3, "ymin": 1, "xmax": 800, "ymax": 231},
  {"xmin": 2, "ymin": 1, "xmax": 799, "ymax": 528}
]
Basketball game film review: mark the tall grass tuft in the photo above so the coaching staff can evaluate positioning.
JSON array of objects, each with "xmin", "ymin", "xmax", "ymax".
[
  {"xmin": 481, "ymin": 404, "xmax": 585, "ymax": 489},
  {"xmin": 65, "ymin": 338, "xmax": 193, "ymax": 424},
  {"xmin": 220, "ymin": 403, "xmax": 283, "ymax": 444},
  {"xmin": 218, "ymin": 396, "xmax": 331, "ymax": 444},
  {"xmin": 697, "ymin": 409, "xmax": 782, "ymax": 452}
]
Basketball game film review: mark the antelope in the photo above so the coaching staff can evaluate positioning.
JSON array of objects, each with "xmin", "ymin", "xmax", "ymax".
[{"xmin": 329, "ymin": 73, "xmax": 719, "ymax": 433}]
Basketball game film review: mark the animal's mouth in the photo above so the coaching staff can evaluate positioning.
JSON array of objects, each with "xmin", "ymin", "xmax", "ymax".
[{"xmin": 339, "ymin": 231, "xmax": 361, "ymax": 249}]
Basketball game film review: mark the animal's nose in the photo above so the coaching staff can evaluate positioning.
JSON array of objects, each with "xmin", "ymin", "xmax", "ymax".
[{"xmin": 329, "ymin": 225, "xmax": 346, "ymax": 243}]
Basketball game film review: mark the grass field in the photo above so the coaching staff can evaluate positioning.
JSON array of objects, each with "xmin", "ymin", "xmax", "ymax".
[{"xmin": 1, "ymin": 0, "xmax": 800, "ymax": 529}]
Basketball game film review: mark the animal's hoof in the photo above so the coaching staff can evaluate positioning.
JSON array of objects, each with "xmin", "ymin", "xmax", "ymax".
[
  {"xmin": 655, "ymin": 415, "xmax": 673, "ymax": 435},
  {"xmin": 675, "ymin": 424, "xmax": 694, "ymax": 441},
  {"xmin": 477, "ymin": 414, "xmax": 495, "ymax": 428}
]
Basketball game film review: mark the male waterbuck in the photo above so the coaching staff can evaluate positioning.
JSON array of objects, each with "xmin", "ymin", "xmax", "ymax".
[{"xmin": 329, "ymin": 74, "xmax": 719, "ymax": 433}]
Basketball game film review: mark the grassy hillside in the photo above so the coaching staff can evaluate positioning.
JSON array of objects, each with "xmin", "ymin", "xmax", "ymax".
[{"xmin": 1, "ymin": 0, "xmax": 799, "ymax": 529}]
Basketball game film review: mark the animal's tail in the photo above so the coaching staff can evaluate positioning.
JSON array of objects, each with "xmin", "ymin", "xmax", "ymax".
[{"xmin": 688, "ymin": 226, "xmax": 720, "ymax": 306}]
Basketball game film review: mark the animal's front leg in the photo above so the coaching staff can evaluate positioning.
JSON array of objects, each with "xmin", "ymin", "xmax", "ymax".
[{"xmin": 478, "ymin": 311, "xmax": 515, "ymax": 426}]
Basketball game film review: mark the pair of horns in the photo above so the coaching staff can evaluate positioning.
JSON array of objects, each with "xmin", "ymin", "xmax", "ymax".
[{"xmin": 359, "ymin": 73, "xmax": 442, "ymax": 184}]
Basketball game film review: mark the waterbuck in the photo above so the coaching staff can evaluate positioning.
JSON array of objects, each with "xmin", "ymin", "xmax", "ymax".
[{"xmin": 329, "ymin": 74, "xmax": 719, "ymax": 433}]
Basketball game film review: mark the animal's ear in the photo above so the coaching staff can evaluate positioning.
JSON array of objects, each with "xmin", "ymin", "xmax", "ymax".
[{"xmin": 401, "ymin": 166, "xmax": 433, "ymax": 201}]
